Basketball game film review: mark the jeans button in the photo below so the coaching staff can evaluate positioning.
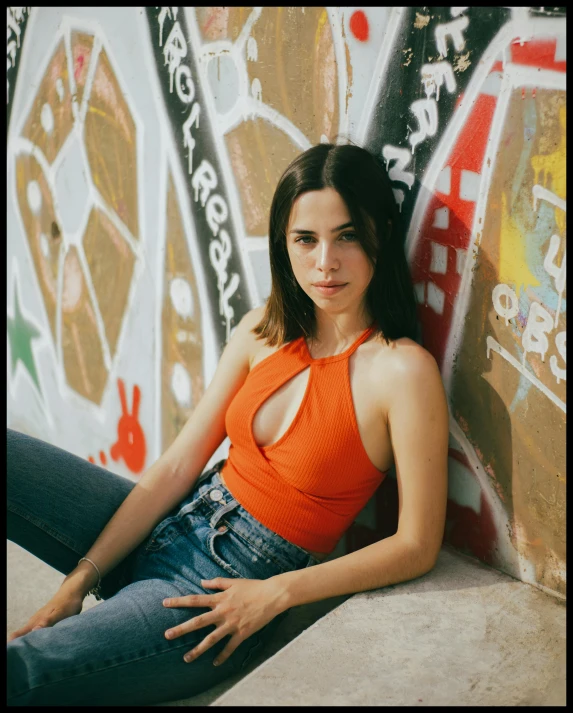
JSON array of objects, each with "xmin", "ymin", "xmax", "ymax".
[
  {"xmin": 210, "ymin": 489, "xmax": 223, "ymax": 502},
  {"xmin": 217, "ymin": 525, "xmax": 226, "ymax": 532}
]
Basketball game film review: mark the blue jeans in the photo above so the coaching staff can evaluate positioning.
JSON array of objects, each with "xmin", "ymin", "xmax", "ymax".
[{"xmin": 7, "ymin": 428, "xmax": 318, "ymax": 706}]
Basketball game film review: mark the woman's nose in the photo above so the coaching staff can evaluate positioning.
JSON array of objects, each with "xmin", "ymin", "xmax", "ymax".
[{"xmin": 317, "ymin": 241, "xmax": 339, "ymax": 271}]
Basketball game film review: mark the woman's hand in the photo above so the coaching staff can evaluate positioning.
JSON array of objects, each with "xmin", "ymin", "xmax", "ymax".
[
  {"xmin": 163, "ymin": 577, "xmax": 287, "ymax": 666},
  {"xmin": 7, "ymin": 586, "xmax": 85, "ymax": 642}
]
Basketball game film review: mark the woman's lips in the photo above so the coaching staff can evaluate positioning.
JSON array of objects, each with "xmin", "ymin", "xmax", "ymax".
[{"xmin": 312, "ymin": 283, "xmax": 347, "ymax": 296}]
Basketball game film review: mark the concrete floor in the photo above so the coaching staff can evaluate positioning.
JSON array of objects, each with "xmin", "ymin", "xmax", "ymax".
[
  {"xmin": 7, "ymin": 542, "xmax": 566, "ymax": 706},
  {"xmin": 214, "ymin": 546, "xmax": 566, "ymax": 707}
]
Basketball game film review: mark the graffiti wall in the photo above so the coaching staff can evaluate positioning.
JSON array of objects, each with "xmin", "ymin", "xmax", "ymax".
[{"xmin": 7, "ymin": 7, "xmax": 566, "ymax": 598}]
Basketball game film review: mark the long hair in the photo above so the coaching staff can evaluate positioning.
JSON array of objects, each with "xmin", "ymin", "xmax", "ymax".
[{"xmin": 253, "ymin": 142, "xmax": 418, "ymax": 346}]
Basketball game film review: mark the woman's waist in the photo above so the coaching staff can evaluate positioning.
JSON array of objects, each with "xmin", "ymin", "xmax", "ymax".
[{"xmin": 219, "ymin": 466, "xmax": 328, "ymax": 561}]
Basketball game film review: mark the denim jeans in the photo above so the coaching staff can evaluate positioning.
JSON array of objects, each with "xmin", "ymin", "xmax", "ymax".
[{"xmin": 7, "ymin": 428, "xmax": 318, "ymax": 706}]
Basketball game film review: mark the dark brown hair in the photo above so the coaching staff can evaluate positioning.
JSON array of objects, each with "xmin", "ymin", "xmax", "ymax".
[{"xmin": 253, "ymin": 142, "xmax": 418, "ymax": 346}]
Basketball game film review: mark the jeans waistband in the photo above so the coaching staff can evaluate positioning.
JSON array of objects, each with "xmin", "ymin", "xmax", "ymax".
[{"xmin": 193, "ymin": 461, "xmax": 319, "ymax": 570}]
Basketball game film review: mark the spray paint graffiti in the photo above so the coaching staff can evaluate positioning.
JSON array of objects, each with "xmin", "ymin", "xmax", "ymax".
[{"xmin": 7, "ymin": 7, "xmax": 566, "ymax": 597}]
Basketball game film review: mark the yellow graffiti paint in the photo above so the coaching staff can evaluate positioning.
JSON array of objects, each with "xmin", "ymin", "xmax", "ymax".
[
  {"xmin": 498, "ymin": 191, "xmax": 540, "ymax": 296},
  {"xmin": 531, "ymin": 105, "xmax": 566, "ymax": 235}
]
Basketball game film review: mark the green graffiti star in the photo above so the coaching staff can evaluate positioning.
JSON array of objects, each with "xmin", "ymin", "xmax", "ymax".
[{"xmin": 7, "ymin": 279, "xmax": 42, "ymax": 394}]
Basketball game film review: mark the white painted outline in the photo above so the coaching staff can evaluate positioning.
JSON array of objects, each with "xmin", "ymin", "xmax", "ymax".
[
  {"xmin": 186, "ymin": 6, "xmax": 259, "ymax": 312},
  {"xmin": 485, "ymin": 336, "xmax": 565, "ymax": 413},
  {"xmin": 9, "ymin": 14, "xmax": 147, "ymax": 422},
  {"xmin": 356, "ymin": 7, "xmax": 406, "ymax": 145},
  {"xmin": 326, "ymin": 6, "xmax": 349, "ymax": 140},
  {"xmin": 448, "ymin": 415, "xmax": 521, "ymax": 577}
]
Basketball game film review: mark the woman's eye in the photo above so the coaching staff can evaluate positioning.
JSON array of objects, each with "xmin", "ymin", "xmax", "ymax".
[
  {"xmin": 340, "ymin": 232, "xmax": 357, "ymax": 242},
  {"xmin": 295, "ymin": 236, "xmax": 314, "ymax": 244}
]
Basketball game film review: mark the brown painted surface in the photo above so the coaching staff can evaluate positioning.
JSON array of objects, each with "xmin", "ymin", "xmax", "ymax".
[
  {"xmin": 21, "ymin": 39, "xmax": 74, "ymax": 164},
  {"xmin": 161, "ymin": 173, "xmax": 205, "ymax": 452},
  {"xmin": 85, "ymin": 47, "xmax": 139, "ymax": 239},
  {"xmin": 60, "ymin": 245, "xmax": 107, "ymax": 404},
  {"xmin": 82, "ymin": 208, "xmax": 136, "ymax": 357},
  {"xmin": 15, "ymin": 153, "xmax": 61, "ymax": 342},
  {"xmin": 451, "ymin": 89, "xmax": 566, "ymax": 595},
  {"xmin": 225, "ymin": 118, "xmax": 302, "ymax": 236},
  {"xmin": 227, "ymin": 7, "xmax": 339, "ymax": 144},
  {"xmin": 71, "ymin": 31, "xmax": 95, "ymax": 107}
]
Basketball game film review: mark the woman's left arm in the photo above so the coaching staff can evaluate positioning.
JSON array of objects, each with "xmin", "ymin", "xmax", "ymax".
[{"xmin": 273, "ymin": 345, "xmax": 450, "ymax": 609}]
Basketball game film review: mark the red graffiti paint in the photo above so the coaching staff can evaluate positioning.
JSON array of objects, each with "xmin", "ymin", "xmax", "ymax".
[
  {"xmin": 445, "ymin": 492, "xmax": 497, "ymax": 564},
  {"xmin": 88, "ymin": 455, "xmax": 95, "ymax": 464},
  {"xmin": 110, "ymin": 379, "xmax": 147, "ymax": 474},
  {"xmin": 99, "ymin": 450, "xmax": 107, "ymax": 466},
  {"xmin": 349, "ymin": 10, "xmax": 369, "ymax": 42},
  {"xmin": 75, "ymin": 53, "xmax": 84, "ymax": 81},
  {"xmin": 409, "ymin": 39, "xmax": 565, "ymax": 371}
]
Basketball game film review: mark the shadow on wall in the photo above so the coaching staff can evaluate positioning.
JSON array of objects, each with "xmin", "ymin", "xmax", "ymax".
[{"xmin": 345, "ymin": 182, "xmax": 515, "ymax": 576}]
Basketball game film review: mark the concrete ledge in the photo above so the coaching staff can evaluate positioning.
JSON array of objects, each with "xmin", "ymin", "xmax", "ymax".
[{"xmin": 212, "ymin": 545, "xmax": 566, "ymax": 706}]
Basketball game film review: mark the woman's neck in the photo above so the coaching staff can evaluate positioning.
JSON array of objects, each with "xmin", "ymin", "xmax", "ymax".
[{"xmin": 309, "ymin": 307, "xmax": 373, "ymax": 356}]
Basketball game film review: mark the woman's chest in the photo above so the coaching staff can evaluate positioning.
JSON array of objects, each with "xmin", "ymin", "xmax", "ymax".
[{"xmin": 249, "ymin": 347, "xmax": 394, "ymax": 472}]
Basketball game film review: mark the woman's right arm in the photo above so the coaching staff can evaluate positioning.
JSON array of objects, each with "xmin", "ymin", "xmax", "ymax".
[
  {"xmin": 66, "ymin": 306, "xmax": 266, "ymax": 596},
  {"xmin": 11, "ymin": 307, "xmax": 265, "ymax": 637}
]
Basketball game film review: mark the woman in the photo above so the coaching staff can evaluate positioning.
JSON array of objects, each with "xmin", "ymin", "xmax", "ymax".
[{"xmin": 7, "ymin": 143, "xmax": 449, "ymax": 706}]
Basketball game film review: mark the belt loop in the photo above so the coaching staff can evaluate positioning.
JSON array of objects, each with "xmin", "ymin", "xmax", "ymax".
[{"xmin": 209, "ymin": 499, "xmax": 239, "ymax": 528}]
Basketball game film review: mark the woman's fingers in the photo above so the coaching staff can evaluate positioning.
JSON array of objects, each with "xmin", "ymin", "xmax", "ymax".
[
  {"xmin": 7, "ymin": 620, "xmax": 47, "ymax": 642},
  {"xmin": 164, "ymin": 612, "xmax": 217, "ymax": 640},
  {"xmin": 211, "ymin": 634, "xmax": 243, "ymax": 667},
  {"xmin": 183, "ymin": 627, "xmax": 232, "ymax": 664},
  {"xmin": 163, "ymin": 593, "xmax": 218, "ymax": 609}
]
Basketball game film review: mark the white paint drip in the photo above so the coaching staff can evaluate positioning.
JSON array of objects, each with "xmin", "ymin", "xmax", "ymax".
[
  {"xmin": 246, "ymin": 36, "xmax": 258, "ymax": 62},
  {"xmin": 27, "ymin": 180, "xmax": 42, "ymax": 215},
  {"xmin": 40, "ymin": 233, "xmax": 50, "ymax": 259},
  {"xmin": 169, "ymin": 277, "xmax": 194, "ymax": 319},
  {"xmin": 55, "ymin": 78, "xmax": 65, "ymax": 101},
  {"xmin": 171, "ymin": 362, "xmax": 192, "ymax": 408}
]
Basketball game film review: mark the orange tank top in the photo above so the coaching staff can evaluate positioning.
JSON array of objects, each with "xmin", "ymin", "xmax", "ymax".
[{"xmin": 221, "ymin": 325, "xmax": 387, "ymax": 554}]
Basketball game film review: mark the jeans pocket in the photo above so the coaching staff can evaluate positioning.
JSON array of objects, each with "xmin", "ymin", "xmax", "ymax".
[
  {"xmin": 207, "ymin": 527, "xmax": 243, "ymax": 578},
  {"xmin": 144, "ymin": 520, "xmax": 181, "ymax": 553}
]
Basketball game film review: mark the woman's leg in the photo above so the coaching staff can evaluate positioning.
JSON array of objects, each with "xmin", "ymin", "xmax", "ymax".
[
  {"xmin": 6, "ymin": 576, "xmax": 272, "ymax": 706},
  {"xmin": 7, "ymin": 428, "xmax": 139, "ymax": 597}
]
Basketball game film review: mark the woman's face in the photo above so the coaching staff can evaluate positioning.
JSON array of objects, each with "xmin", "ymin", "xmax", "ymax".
[{"xmin": 286, "ymin": 188, "xmax": 374, "ymax": 316}]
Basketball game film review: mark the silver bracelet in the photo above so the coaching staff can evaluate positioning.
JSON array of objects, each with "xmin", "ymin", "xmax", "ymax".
[{"xmin": 78, "ymin": 557, "xmax": 103, "ymax": 600}]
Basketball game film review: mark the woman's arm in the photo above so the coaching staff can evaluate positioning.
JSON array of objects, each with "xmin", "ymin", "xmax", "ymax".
[
  {"xmin": 65, "ymin": 307, "xmax": 265, "ymax": 597},
  {"xmin": 271, "ymin": 345, "xmax": 449, "ymax": 609}
]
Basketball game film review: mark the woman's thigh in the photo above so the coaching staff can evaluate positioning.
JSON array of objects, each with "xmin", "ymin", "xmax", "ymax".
[
  {"xmin": 7, "ymin": 428, "xmax": 137, "ymax": 597},
  {"xmin": 6, "ymin": 576, "xmax": 272, "ymax": 706}
]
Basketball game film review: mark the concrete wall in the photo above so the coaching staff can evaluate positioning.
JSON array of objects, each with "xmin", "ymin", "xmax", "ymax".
[{"xmin": 7, "ymin": 7, "xmax": 566, "ymax": 597}]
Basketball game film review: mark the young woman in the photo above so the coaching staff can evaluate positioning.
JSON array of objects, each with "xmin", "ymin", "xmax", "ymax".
[{"xmin": 7, "ymin": 143, "xmax": 449, "ymax": 706}]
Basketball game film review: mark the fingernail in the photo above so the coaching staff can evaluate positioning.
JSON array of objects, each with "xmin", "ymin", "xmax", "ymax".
[
  {"xmin": 213, "ymin": 658, "xmax": 221, "ymax": 666},
  {"xmin": 184, "ymin": 654, "xmax": 192, "ymax": 663},
  {"xmin": 163, "ymin": 599, "xmax": 170, "ymax": 606},
  {"xmin": 165, "ymin": 630, "xmax": 173, "ymax": 639}
]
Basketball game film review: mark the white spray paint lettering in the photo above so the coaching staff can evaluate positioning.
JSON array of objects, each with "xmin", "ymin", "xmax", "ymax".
[
  {"xmin": 382, "ymin": 9, "xmax": 465, "ymax": 204},
  {"xmin": 157, "ymin": 8, "xmax": 239, "ymax": 340},
  {"xmin": 489, "ymin": 184, "xmax": 567, "ymax": 400}
]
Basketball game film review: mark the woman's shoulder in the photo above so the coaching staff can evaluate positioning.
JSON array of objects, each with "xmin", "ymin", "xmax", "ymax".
[{"xmin": 367, "ymin": 334, "xmax": 441, "ymax": 387}]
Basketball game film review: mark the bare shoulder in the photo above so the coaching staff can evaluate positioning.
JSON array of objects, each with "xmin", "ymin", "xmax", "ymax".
[
  {"xmin": 379, "ymin": 336, "xmax": 440, "ymax": 379},
  {"xmin": 368, "ymin": 335, "xmax": 446, "ymax": 408},
  {"xmin": 230, "ymin": 305, "xmax": 267, "ymax": 363}
]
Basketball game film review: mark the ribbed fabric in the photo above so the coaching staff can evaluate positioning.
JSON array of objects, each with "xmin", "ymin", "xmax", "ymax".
[{"xmin": 221, "ymin": 325, "xmax": 387, "ymax": 554}]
